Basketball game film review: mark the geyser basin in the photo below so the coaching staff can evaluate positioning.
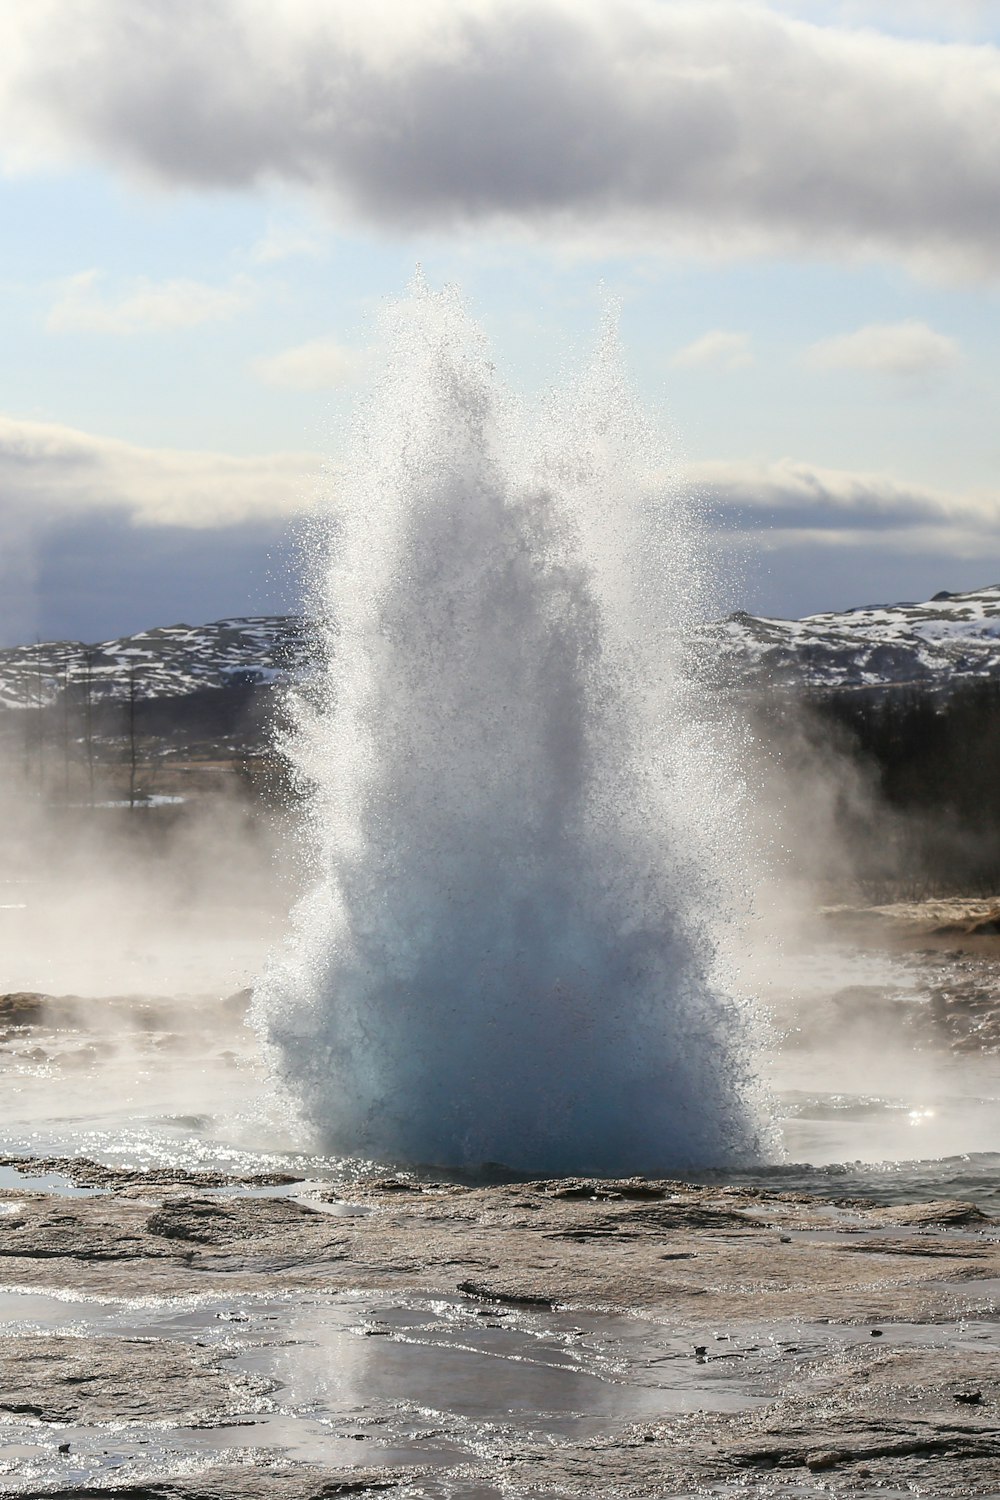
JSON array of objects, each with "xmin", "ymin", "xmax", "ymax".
[{"xmin": 254, "ymin": 281, "xmax": 767, "ymax": 1175}]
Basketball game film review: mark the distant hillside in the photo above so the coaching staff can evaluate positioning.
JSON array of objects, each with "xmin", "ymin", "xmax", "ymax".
[
  {"xmin": 3, "ymin": 584, "xmax": 1000, "ymax": 711},
  {"xmin": 0, "ymin": 617, "xmax": 309, "ymax": 708},
  {"xmin": 4, "ymin": 592, "xmax": 1000, "ymax": 890},
  {"xmin": 704, "ymin": 584, "xmax": 1000, "ymax": 692}
]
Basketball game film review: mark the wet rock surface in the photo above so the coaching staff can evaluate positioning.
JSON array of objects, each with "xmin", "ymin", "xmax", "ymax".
[
  {"xmin": 0, "ymin": 1336, "xmax": 271, "ymax": 1425},
  {"xmin": 0, "ymin": 1171, "xmax": 997, "ymax": 1497},
  {"xmin": 772, "ymin": 950, "xmax": 1000, "ymax": 1057},
  {"xmin": 0, "ymin": 991, "xmax": 249, "ymax": 1037},
  {"xmin": 0, "ymin": 1157, "xmax": 302, "ymax": 1191},
  {"xmin": 31, "ymin": 1471, "xmax": 407, "ymax": 1500},
  {"xmin": 521, "ymin": 1343, "xmax": 1000, "ymax": 1493}
]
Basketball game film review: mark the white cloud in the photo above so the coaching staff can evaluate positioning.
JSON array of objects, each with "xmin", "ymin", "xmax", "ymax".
[
  {"xmin": 0, "ymin": 413, "xmax": 319, "ymax": 528},
  {"xmin": 47, "ymin": 270, "xmax": 256, "ymax": 334},
  {"xmin": 805, "ymin": 319, "xmax": 961, "ymax": 377},
  {"xmin": 3, "ymin": 2, "xmax": 1000, "ymax": 277},
  {"xmin": 672, "ymin": 330, "xmax": 753, "ymax": 370},
  {"xmin": 251, "ymin": 338, "xmax": 362, "ymax": 390}
]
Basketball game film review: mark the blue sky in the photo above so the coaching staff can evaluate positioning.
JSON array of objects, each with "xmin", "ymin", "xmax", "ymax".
[{"xmin": 1, "ymin": 0, "xmax": 999, "ymax": 643}]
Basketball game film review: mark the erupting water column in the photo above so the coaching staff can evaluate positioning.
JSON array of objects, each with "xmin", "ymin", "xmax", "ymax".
[{"xmin": 254, "ymin": 281, "xmax": 768, "ymax": 1174}]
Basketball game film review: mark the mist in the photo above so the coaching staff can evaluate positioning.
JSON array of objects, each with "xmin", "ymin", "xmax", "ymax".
[
  {"xmin": 0, "ymin": 712, "xmax": 310, "ymax": 1167},
  {"xmin": 728, "ymin": 685, "xmax": 1000, "ymax": 1164},
  {"xmin": 0, "ymin": 754, "xmax": 296, "ymax": 999}
]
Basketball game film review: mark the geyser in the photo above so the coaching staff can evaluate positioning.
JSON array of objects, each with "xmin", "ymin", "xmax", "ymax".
[{"xmin": 255, "ymin": 281, "xmax": 767, "ymax": 1175}]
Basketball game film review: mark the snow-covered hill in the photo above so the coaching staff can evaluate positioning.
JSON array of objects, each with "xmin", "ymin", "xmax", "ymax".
[
  {"xmin": 0, "ymin": 617, "xmax": 308, "ymax": 709},
  {"xmin": 3, "ymin": 583, "xmax": 999, "ymax": 709},
  {"xmin": 705, "ymin": 584, "xmax": 1000, "ymax": 691}
]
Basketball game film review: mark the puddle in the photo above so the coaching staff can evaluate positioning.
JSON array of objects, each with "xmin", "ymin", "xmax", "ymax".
[
  {"xmin": 4, "ymin": 1279, "xmax": 999, "ymax": 1495},
  {"xmin": 0, "ymin": 1167, "xmax": 102, "ymax": 1197},
  {"xmin": 0, "ymin": 1285, "xmax": 775, "ymax": 1492}
]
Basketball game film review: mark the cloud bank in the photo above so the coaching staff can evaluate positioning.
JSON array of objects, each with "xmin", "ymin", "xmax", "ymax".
[
  {"xmin": 3, "ymin": 1, "xmax": 1000, "ymax": 277},
  {"xmin": 0, "ymin": 412, "xmax": 995, "ymax": 640},
  {"xmin": 2, "ymin": 411, "xmax": 992, "ymax": 556},
  {"xmin": 0, "ymin": 415, "xmax": 316, "ymax": 643},
  {"xmin": 0, "ymin": 414, "xmax": 317, "ymax": 529},
  {"xmin": 693, "ymin": 457, "xmax": 999, "ymax": 554}
]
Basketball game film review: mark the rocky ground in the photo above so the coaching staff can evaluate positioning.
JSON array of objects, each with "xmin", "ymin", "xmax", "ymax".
[
  {"xmin": 0, "ymin": 1168, "xmax": 997, "ymax": 1498},
  {"xmin": 2, "ymin": 905, "xmax": 999, "ymax": 1499}
]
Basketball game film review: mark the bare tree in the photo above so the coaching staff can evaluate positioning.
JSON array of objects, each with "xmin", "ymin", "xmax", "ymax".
[
  {"xmin": 34, "ymin": 641, "xmax": 45, "ymax": 794},
  {"xmin": 127, "ymin": 667, "xmax": 139, "ymax": 809},
  {"xmin": 62, "ymin": 662, "xmax": 71, "ymax": 801},
  {"xmin": 82, "ymin": 649, "xmax": 95, "ymax": 806}
]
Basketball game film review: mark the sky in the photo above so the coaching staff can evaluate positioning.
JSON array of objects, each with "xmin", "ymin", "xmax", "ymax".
[{"xmin": 1, "ymin": 0, "xmax": 1000, "ymax": 644}]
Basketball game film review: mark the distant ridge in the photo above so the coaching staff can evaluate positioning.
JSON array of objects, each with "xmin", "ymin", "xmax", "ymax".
[
  {"xmin": 0, "ymin": 616, "xmax": 307, "ymax": 708},
  {"xmin": 702, "ymin": 583, "xmax": 1000, "ymax": 691},
  {"xmin": 3, "ymin": 584, "xmax": 1000, "ymax": 706}
]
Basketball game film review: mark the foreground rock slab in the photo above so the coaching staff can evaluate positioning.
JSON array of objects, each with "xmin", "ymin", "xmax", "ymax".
[
  {"xmin": 29, "ymin": 1469, "xmax": 407, "ymax": 1500},
  {"xmin": 0, "ymin": 1170, "xmax": 997, "ymax": 1497}
]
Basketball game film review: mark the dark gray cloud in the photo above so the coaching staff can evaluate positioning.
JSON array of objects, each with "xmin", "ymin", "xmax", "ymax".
[
  {"xmin": 18, "ymin": 504, "xmax": 995, "ymax": 646},
  {"xmin": 30, "ymin": 511, "xmax": 300, "ymax": 646},
  {"xmin": 1, "ymin": 411, "xmax": 995, "ymax": 644},
  {"xmin": 692, "ymin": 457, "xmax": 1000, "ymax": 540},
  {"xmin": 5, "ymin": 1, "xmax": 1000, "ymax": 275},
  {"xmin": 698, "ymin": 455, "xmax": 1000, "ymax": 619}
]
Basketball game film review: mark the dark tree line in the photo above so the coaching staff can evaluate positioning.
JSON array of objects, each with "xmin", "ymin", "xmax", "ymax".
[
  {"xmin": 790, "ymin": 679, "xmax": 1000, "ymax": 895},
  {"xmin": 0, "ymin": 665, "xmax": 288, "ymax": 813}
]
